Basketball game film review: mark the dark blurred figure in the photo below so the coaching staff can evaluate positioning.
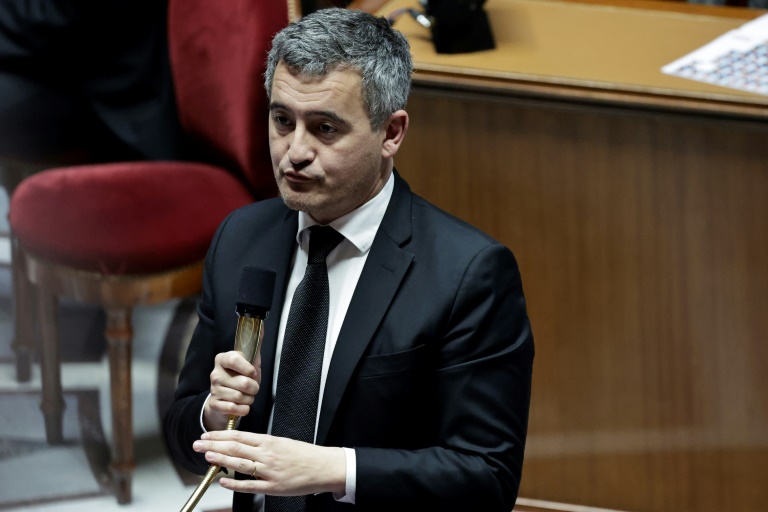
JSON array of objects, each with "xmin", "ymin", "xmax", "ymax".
[
  {"xmin": 0, "ymin": 0, "xmax": 184, "ymax": 190},
  {"xmin": 302, "ymin": 0, "xmax": 353, "ymax": 16}
]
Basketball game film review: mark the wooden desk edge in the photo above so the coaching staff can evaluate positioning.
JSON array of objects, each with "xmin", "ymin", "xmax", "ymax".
[
  {"xmin": 413, "ymin": 67, "xmax": 768, "ymax": 121},
  {"xmin": 368, "ymin": 0, "xmax": 765, "ymax": 19},
  {"xmin": 374, "ymin": 0, "xmax": 768, "ymax": 120}
]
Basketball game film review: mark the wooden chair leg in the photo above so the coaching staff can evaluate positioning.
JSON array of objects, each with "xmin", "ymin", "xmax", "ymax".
[
  {"xmin": 11, "ymin": 238, "xmax": 37, "ymax": 383},
  {"xmin": 106, "ymin": 307, "xmax": 136, "ymax": 505},
  {"xmin": 37, "ymin": 285, "xmax": 64, "ymax": 445}
]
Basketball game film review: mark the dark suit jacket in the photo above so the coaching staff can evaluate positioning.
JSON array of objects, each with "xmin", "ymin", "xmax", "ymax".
[{"xmin": 164, "ymin": 172, "xmax": 534, "ymax": 511}]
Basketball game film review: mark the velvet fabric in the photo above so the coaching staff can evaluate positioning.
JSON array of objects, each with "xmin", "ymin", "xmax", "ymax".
[
  {"xmin": 9, "ymin": 162, "xmax": 253, "ymax": 274},
  {"xmin": 169, "ymin": 0, "xmax": 288, "ymax": 197},
  {"xmin": 9, "ymin": 1, "xmax": 291, "ymax": 275}
]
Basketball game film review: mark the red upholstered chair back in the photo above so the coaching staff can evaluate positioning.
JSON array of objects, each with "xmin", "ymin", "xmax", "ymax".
[
  {"xmin": 168, "ymin": 0, "xmax": 290, "ymax": 198},
  {"xmin": 5, "ymin": 6, "xmax": 292, "ymax": 503}
]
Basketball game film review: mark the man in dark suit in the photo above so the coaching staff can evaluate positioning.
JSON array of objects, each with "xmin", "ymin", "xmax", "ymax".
[{"xmin": 164, "ymin": 8, "xmax": 534, "ymax": 512}]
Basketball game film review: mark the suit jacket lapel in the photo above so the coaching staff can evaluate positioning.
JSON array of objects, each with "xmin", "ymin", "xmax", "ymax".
[
  {"xmin": 242, "ymin": 207, "xmax": 298, "ymax": 434},
  {"xmin": 316, "ymin": 172, "xmax": 414, "ymax": 445}
]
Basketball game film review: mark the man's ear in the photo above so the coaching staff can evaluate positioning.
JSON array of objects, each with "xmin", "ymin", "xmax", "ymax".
[{"xmin": 381, "ymin": 110, "xmax": 409, "ymax": 159}]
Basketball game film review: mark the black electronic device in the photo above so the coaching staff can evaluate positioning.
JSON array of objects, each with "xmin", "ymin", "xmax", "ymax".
[{"xmin": 423, "ymin": 0, "xmax": 495, "ymax": 54}]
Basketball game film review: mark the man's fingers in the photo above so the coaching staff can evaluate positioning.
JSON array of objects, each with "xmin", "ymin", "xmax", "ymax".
[
  {"xmin": 192, "ymin": 435, "xmax": 269, "ymax": 478},
  {"xmin": 214, "ymin": 351, "xmax": 258, "ymax": 378},
  {"xmin": 201, "ymin": 429, "xmax": 266, "ymax": 446},
  {"xmin": 194, "ymin": 436, "xmax": 344, "ymax": 496},
  {"xmin": 194, "ymin": 439, "xmax": 250, "ymax": 460},
  {"xmin": 210, "ymin": 385, "xmax": 257, "ymax": 406},
  {"xmin": 219, "ymin": 477, "xmax": 274, "ymax": 494},
  {"xmin": 207, "ymin": 351, "xmax": 261, "ymax": 428},
  {"xmin": 202, "ymin": 450, "xmax": 258, "ymax": 475},
  {"xmin": 209, "ymin": 399, "xmax": 250, "ymax": 418}
]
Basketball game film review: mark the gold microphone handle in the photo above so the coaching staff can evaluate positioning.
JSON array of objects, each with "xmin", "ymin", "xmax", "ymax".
[
  {"xmin": 234, "ymin": 315, "xmax": 265, "ymax": 365},
  {"xmin": 179, "ymin": 315, "xmax": 265, "ymax": 512}
]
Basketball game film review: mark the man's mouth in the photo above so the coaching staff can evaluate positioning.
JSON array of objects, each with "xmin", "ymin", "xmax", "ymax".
[{"xmin": 281, "ymin": 168, "xmax": 318, "ymax": 184}]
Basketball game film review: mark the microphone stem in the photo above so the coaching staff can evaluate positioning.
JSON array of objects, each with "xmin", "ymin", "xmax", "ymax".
[
  {"xmin": 179, "ymin": 415, "xmax": 238, "ymax": 512},
  {"xmin": 179, "ymin": 315, "xmax": 265, "ymax": 512}
]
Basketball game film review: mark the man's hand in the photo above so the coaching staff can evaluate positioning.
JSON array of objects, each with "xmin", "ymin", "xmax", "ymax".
[
  {"xmin": 204, "ymin": 351, "xmax": 261, "ymax": 431},
  {"xmin": 192, "ymin": 431, "xmax": 346, "ymax": 496}
]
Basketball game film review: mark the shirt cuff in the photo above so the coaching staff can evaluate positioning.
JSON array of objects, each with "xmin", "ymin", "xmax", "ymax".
[
  {"xmin": 332, "ymin": 447, "xmax": 356, "ymax": 504},
  {"xmin": 199, "ymin": 393, "xmax": 211, "ymax": 433}
]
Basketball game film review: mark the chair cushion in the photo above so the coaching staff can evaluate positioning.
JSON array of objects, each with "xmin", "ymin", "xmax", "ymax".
[{"xmin": 9, "ymin": 161, "xmax": 255, "ymax": 274}]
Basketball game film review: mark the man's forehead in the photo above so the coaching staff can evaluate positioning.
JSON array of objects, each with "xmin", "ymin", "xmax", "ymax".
[
  {"xmin": 268, "ymin": 63, "xmax": 375, "ymax": 128},
  {"xmin": 280, "ymin": 60, "xmax": 359, "ymax": 80},
  {"xmin": 270, "ymin": 62, "xmax": 365, "ymax": 110}
]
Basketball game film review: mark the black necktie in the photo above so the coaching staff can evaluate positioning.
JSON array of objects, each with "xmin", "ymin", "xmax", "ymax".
[{"xmin": 266, "ymin": 225, "xmax": 344, "ymax": 512}]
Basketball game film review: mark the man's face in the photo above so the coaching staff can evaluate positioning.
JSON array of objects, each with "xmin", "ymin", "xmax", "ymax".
[{"xmin": 269, "ymin": 62, "xmax": 389, "ymax": 224}]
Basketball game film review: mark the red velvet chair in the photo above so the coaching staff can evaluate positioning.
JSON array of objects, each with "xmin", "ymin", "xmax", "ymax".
[{"xmin": 8, "ymin": 0, "xmax": 291, "ymax": 503}]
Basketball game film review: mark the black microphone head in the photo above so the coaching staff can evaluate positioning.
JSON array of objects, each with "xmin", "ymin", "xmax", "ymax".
[{"xmin": 236, "ymin": 266, "xmax": 276, "ymax": 317}]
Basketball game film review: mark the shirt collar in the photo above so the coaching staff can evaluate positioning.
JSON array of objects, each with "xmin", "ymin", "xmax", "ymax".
[{"xmin": 296, "ymin": 172, "xmax": 394, "ymax": 254}]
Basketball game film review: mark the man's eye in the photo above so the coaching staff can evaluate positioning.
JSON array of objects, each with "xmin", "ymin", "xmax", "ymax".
[
  {"xmin": 318, "ymin": 124, "xmax": 337, "ymax": 134},
  {"xmin": 274, "ymin": 115, "xmax": 291, "ymax": 126}
]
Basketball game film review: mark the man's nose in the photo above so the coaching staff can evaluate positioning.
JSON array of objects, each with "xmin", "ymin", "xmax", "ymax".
[{"xmin": 287, "ymin": 126, "xmax": 315, "ymax": 166}]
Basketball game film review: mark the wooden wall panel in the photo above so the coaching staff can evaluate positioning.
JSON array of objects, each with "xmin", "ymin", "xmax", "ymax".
[{"xmin": 396, "ymin": 89, "xmax": 768, "ymax": 511}]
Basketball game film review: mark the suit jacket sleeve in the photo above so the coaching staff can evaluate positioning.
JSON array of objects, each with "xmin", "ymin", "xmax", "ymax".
[
  {"xmin": 162, "ymin": 212, "xmax": 233, "ymax": 475},
  {"xmin": 355, "ymin": 243, "xmax": 534, "ymax": 512}
]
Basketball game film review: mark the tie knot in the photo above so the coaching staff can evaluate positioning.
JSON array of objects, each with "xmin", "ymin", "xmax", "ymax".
[{"xmin": 307, "ymin": 225, "xmax": 344, "ymax": 264}]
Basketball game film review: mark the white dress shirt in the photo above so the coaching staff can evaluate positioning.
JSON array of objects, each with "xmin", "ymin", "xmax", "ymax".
[{"xmin": 201, "ymin": 172, "xmax": 394, "ymax": 507}]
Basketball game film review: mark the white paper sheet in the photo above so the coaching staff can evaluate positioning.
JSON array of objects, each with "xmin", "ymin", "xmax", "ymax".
[{"xmin": 662, "ymin": 13, "xmax": 768, "ymax": 96}]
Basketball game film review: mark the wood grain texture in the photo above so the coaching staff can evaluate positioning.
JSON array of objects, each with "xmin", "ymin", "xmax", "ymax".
[
  {"xmin": 397, "ymin": 88, "xmax": 768, "ymax": 511},
  {"xmin": 384, "ymin": 1, "xmax": 768, "ymax": 508}
]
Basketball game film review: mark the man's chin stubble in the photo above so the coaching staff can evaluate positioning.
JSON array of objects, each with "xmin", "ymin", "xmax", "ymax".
[{"xmin": 280, "ymin": 191, "xmax": 318, "ymax": 215}]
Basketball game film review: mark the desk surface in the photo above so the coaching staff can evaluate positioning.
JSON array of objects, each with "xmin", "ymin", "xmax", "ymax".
[{"xmin": 384, "ymin": 0, "xmax": 768, "ymax": 117}]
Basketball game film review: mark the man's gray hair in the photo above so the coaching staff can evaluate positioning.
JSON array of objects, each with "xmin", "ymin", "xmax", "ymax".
[{"xmin": 264, "ymin": 8, "xmax": 413, "ymax": 130}]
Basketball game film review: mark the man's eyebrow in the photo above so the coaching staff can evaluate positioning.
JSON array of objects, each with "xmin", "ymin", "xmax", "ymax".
[{"xmin": 269, "ymin": 102, "xmax": 351, "ymax": 128}]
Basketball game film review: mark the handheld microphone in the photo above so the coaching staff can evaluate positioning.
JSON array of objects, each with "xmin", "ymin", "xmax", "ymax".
[
  {"xmin": 233, "ymin": 266, "xmax": 276, "ymax": 367},
  {"xmin": 180, "ymin": 266, "xmax": 276, "ymax": 512}
]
